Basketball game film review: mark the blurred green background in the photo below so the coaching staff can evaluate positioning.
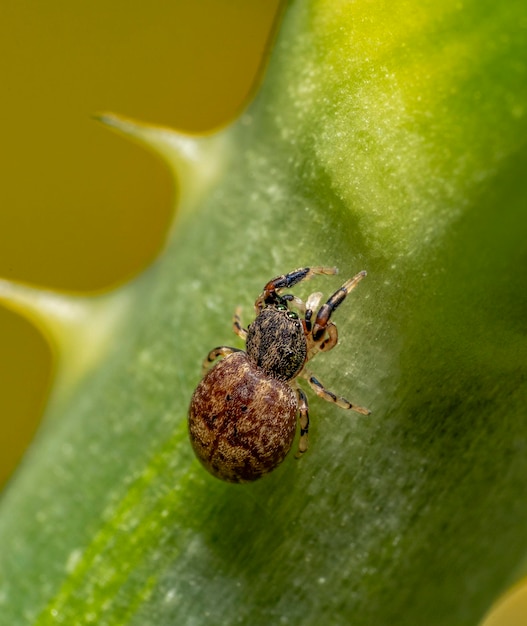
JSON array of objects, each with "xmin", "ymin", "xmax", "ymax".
[{"xmin": 0, "ymin": 2, "xmax": 524, "ymax": 624}]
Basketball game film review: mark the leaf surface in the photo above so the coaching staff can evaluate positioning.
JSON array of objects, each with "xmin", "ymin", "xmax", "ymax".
[{"xmin": 1, "ymin": 1, "xmax": 526, "ymax": 625}]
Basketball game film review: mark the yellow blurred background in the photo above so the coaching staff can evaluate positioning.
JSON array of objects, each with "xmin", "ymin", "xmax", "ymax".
[
  {"xmin": 0, "ymin": 2, "xmax": 524, "ymax": 624},
  {"xmin": 0, "ymin": 0, "xmax": 281, "ymax": 488}
]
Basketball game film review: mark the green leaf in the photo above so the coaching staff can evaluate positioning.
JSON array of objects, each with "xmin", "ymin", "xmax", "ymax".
[{"xmin": 1, "ymin": 1, "xmax": 526, "ymax": 624}]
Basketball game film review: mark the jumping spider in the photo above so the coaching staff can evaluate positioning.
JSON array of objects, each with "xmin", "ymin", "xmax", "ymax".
[{"xmin": 188, "ymin": 266, "xmax": 370, "ymax": 483}]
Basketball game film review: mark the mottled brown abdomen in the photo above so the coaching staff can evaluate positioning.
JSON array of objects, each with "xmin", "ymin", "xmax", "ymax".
[{"xmin": 188, "ymin": 352, "xmax": 298, "ymax": 482}]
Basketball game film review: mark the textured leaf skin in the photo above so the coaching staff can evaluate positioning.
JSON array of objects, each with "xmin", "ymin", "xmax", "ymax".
[{"xmin": 0, "ymin": 1, "xmax": 526, "ymax": 625}]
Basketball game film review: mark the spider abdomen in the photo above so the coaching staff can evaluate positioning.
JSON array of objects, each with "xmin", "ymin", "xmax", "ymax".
[{"xmin": 189, "ymin": 351, "xmax": 297, "ymax": 483}]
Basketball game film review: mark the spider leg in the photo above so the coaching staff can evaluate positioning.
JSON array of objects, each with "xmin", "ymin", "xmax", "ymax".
[
  {"xmin": 318, "ymin": 321, "xmax": 338, "ymax": 353},
  {"xmin": 202, "ymin": 346, "xmax": 241, "ymax": 375},
  {"xmin": 295, "ymin": 387, "xmax": 310, "ymax": 458},
  {"xmin": 304, "ymin": 371, "xmax": 370, "ymax": 415},
  {"xmin": 232, "ymin": 307, "xmax": 248, "ymax": 341},
  {"xmin": 306, "ymin": 321, "xmax": 338, "ymax": 361},
  {"xmin": 255, "ymin": 266, "xmax": 338, "ymax": 311},
  {"xmin": 312, "ymin": 270, "xmax": 367, "ymax": 340}
]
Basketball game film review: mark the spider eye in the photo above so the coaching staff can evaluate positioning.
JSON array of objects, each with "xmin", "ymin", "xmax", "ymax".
[
  {"xmin": 276, "ymin": 304, "xmax": 288, "ymax": 311},
  {"xmin": 287, "ymin": 311, "xmax": 298, "ymax": 319}
]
